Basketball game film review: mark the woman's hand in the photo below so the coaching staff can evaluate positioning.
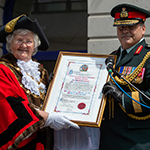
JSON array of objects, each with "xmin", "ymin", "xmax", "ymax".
[{"xmin": 37, "ymin": 110, "xmax": 80, "ymax": 130}]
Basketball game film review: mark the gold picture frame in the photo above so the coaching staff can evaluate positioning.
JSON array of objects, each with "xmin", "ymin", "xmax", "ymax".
[{"xmin": 43, "ymin": 51, "xmax": 116, "ymax": 127}]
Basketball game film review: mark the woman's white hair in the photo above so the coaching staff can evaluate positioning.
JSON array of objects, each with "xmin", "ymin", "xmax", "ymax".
[{"xmin": 6, "ymin": 29, "xmax": 41, "ymax": 56}]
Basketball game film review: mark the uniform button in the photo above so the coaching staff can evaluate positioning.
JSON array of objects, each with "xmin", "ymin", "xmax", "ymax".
[{"xmin": 102, "ymin": 118, "xmax": 105, "ymax": 120}]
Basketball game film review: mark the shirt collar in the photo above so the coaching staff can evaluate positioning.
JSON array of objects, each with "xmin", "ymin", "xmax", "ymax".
[{"xmin": 120, "ymin": 38, "xmax": 144, "ymax": 53}]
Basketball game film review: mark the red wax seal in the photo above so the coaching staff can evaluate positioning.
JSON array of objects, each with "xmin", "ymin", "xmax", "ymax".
[{"xmin": 78, "ymin": 103, "xmax": 86, "ymax": 110}]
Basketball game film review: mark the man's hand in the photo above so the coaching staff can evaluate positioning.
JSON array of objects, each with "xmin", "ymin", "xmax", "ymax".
[{"xmin": 102, "ymin": 81, "xmax": 123, "ymax": 103}]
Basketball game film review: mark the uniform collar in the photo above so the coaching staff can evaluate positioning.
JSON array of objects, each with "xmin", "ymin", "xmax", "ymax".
[
  {"xmin": 115, "ymin": 38, "xmax": 145, "ymax": 69},
  {"xmin": 120, "ymin": 38, "xmax": 144, "ymax": 54}
]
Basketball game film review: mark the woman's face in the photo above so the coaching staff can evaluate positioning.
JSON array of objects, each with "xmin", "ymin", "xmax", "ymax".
[{"xmin": 10, "ymin": 32, "xmax": 35, "ymax": 62}]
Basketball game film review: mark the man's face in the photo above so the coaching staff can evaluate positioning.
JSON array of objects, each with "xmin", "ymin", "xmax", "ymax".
[{"xmin": 117, "ymin": 23, "xmax": 146, "ymax": 50}]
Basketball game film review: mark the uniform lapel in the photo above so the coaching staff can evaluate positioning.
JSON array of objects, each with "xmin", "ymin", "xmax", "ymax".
[
  {"xmin": 116, "ymin": 49, "xmax": 134, "ymax": 68},
  {"xmin": 115, "ymin": 39, "xmax": 146, "ymax": 69}
]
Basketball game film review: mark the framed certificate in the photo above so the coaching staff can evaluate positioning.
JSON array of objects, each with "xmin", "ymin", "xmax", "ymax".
[{"xmin": 43, "ymin": 51, "xmax": 116, "ymax": 127}]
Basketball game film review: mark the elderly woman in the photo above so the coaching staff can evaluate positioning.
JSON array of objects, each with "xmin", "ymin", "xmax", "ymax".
[{"xmin": 0, "ymin": 15, "xmax": 79, "ymax": 150}]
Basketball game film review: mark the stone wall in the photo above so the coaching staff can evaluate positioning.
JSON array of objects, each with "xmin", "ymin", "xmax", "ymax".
[{"xmin": 88, "ymin": 0, "xmax": 150, "ymax": 54}]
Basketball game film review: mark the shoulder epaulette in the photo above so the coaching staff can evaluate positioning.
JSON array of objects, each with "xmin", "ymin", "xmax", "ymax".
[
  {"xmin": 110, "ymin": 50, "xmax": 118, "ymax": 55},
  {"xmin": 146, "ymin": 44, "xmax": 150, "ymax": 48}
]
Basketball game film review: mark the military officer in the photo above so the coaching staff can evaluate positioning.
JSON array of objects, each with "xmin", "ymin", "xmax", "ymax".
[{"xmin": 100, "ymin": 3, "xmax": 150, "ymax": 150}]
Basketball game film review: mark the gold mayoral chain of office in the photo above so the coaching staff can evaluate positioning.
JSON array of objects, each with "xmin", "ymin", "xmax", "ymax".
[{"xmin": 3, "ymin": 60, "xmax": 47, "ymax": 101}]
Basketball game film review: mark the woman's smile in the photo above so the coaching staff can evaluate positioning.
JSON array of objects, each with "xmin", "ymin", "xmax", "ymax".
[{"xmin": 10, "ymin": 33, "xmax": 35, "ymax": 62}]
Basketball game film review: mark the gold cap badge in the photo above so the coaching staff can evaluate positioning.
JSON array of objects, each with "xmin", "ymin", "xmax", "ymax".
[{"xmin": 120, "ymin": 7, "xmax": 128, "ymax": 18}]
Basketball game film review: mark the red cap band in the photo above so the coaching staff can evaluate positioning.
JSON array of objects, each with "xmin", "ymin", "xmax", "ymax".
[{"xmin": 115, "ymin": 11, "xmax": 146, "ymax": 20}]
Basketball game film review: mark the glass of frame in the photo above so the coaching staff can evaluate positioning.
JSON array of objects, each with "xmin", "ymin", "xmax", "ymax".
[{"xmin": 43, "ymin": 51, "xmax": 116, "ymax": 127}]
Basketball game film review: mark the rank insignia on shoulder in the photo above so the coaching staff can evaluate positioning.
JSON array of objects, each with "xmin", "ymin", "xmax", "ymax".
[
  {"xmin": 114, "ymin": 50, "xmax": 117, "ymax": 54},
  {"xmin": 134, "ymin": 45, "xmax": 143, "ymax": 54},
  {"xmin": 111, "ymin": 50, "xmax": 118, "ymax": 55}
]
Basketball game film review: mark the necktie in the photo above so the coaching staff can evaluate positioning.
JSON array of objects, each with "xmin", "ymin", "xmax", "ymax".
[{"xmin": 121, "ymin": 50, "xmax": 127, "ymax": 60}]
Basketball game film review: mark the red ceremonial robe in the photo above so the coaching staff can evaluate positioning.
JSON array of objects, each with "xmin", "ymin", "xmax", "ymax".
[{"xmin": 0, "ymin": 63, "xmax": 45, "ymax": 150}]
